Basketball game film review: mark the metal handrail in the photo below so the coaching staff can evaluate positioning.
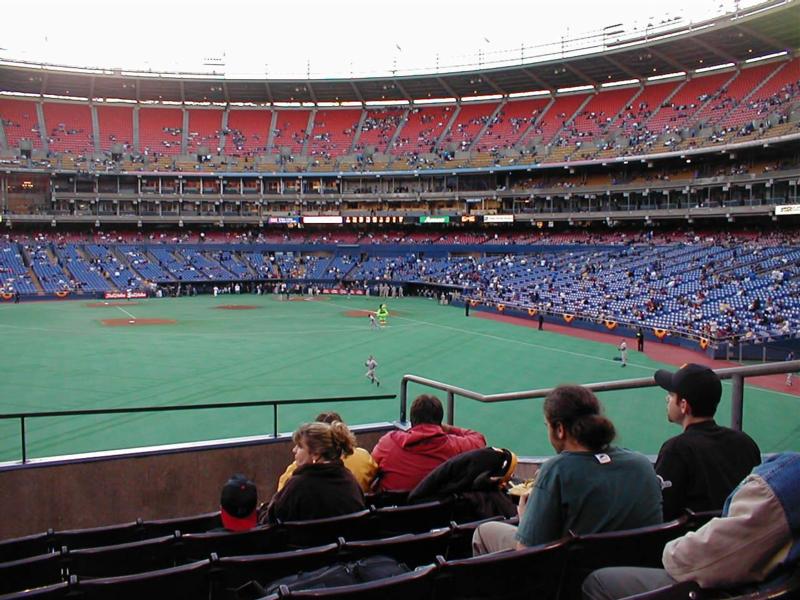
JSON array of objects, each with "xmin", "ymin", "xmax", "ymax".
[
  {"xmin": 400, "ymin": 360, "xmax": 800, "ymax": 431},
  {"xmin": 0, "ymin": 393, "xmax": 396, "ymax": 464}
]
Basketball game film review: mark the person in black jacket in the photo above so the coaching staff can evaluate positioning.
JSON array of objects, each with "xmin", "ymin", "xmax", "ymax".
[
  {"xmin": 261, "ymin": 421, "xmax": 365, "ymax": 524},
  {"xmin": 654, "ymin": 364, "xmax": 761, "ymax": 520}
]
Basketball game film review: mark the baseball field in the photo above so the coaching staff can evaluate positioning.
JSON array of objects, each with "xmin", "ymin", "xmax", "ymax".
[{"xmin": 0, "ymin": 294, "xmax": 797, "ymax": 462}]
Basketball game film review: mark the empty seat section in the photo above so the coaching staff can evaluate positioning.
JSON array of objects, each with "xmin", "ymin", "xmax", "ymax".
[
  {"xmin": 55, "ymin": 245, "xmax": 111, "ymax": 292},
  {"xmin": 96, "ymin": 105, "xmax": 134, "ymax": 152},
  {"xmin": 358, "ymin": 108, "xmax": 405, "ymax": 153},
  {"xmin": 138, "ymin": 107, "xmax": 183, "ymax": 155},
  {"xmin": 84, "ymin": 245, "xmax": 144, "ymax": 290},
  {"xmin": 0, "ymin": 244, "xmax": 37, "ymax": 294},
  {"xmin": 441, "ymin": 102, "xmax": 499, "ymax": 151},
  {"xmin": 646, "ymin": 72, "xmax": 730, "ymax": 134},
  {"xmin": 570, "ymin": 87, "xmax": 637, "ymax": 137},
  {"xmin": 534, "ymin": 93, "xmax": 589, "ymax": 145},
  {"xmin": 186, "ymin": 109, "xmax": 223, "ymax": 153},
  {"xmin": 226, "ymin": 109, "xmax": 271, "ymax": 155},
  {"xmin": 717, "ymin": 58, "xmax": 800, "ymax": 130},
  {"xmin": 691, "ymin": 62, "xmax": 777, "ymax": 128},
  {"xmin": 26, "ymin": 245, "xmax": 71, "ymax": 293},
  {"xmin": 391, "ymin": 105, "xmax": 455, "ymax": 155},
  {"xmin": 475, "ymin": 97, "xmax": 550, "ymax": 152},
  {"xmin": 42, "ymin": 103, "xmax": 93, "ymax": 155},
  {"xmin": 0, "ymin": 99, "xmax": 42, "ymax": 150},
  {"xmin": 272, "ymin": 109, "xmax": 312, "ymax": 156},
  {"xmin": 307, "ymin": 109, "xmax": 361, "ymax": 158},
  {"xmin": 618, "ymin": 81, "xmax": 681, "ymax": 136}
]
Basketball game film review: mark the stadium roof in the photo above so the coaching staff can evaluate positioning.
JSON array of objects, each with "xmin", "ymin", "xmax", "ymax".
[{"xmin": 0, "ymin": 0, "xmax": 797, "ymax": 104}]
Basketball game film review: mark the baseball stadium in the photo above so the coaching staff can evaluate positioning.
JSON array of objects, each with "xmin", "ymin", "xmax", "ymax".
[{"xmin": 0, "ymin": 1, "xmax": 799, "ymax": 597}]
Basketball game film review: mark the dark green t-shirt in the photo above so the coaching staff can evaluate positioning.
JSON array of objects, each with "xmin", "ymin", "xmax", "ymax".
[{"xmin": 515, "ymin": 447, "xmax": 663, "ymax": 547}]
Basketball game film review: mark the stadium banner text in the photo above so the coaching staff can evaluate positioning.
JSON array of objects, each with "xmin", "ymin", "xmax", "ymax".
[
  {"xmin": 482, "ymin": 214, "xmax": 514, "ymax": 223},
  {"xmin": 268, "ymin": 216, "xmax": 300, "ymax": 224},
  {"xmin": 104, "ymin": 291, "xmax": 148, "ymax": 300},
  {"xmin": 419, "ymin": 216, "xmax": 451, "ymax": 224},
  {"xmin": 775, "ymin": 204, "xmax": 800, "ymax": 216},
  {"xmin": 322, "ymin": 289, "xmax": 365, "ymax": 295},
  {"xmin": 344, "ymin": 216, "xmax": 405, "ymax": 224}
]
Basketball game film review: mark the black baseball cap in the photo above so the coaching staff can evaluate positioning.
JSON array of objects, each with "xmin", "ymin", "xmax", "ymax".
[
  {"xmin": 220, "ymin": 474, "xmax": 258, "ymax": 531},
  {"xmin": 654, "ymin": 363, "xmax": 722, "ymax": 417}
]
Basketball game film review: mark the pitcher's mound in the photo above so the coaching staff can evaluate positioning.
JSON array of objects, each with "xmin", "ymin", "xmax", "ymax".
[
  {"xmin": 216, "ymin": 305, "xmax": 260, "ymax": 310},
  {"xmin": 102, "ymin": 318, "xmax": 176, "ymax": 326}
]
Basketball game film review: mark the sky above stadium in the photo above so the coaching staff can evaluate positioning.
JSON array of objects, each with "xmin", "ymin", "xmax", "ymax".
[{"xmin": 1, "ymin": 0, "xmax": 765, "ymax": 79}]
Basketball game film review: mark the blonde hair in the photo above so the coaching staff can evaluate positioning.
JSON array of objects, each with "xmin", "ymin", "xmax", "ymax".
[{"xmin": 293, "ymin": 421, "xmax": 356, "ymax": 461}]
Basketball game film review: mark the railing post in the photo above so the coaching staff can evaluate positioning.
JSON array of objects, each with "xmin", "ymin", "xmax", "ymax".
[
  {"xmin": 730, "ymin": 374, "xmax": 744, "ymax": 431},
  {"xmin": 447, "ymin": 391, "xmax": 455, "ymax": 426},
  {"xmin": 20, "ymin": 416, "xmax": 26, "ymax": 464},
  {"xmin": 273, "ymin": 404, "xmax": 278, "ymax": 438},
  {"xmin": 400, "ymin": 378, "xmax": 408, "ymax": 423}
]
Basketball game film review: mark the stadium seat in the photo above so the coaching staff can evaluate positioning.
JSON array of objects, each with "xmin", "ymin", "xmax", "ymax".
[
  {"xmin": 179, "ymin": 526, "xmax": 287, "ymax": 561},
  {"xmin": 64, "ymin": 533, "xmax": 179, "ymax": 578},
  {"xmin": 53, "ymin": 519, "xmax": 144, "ymax": 551},
  {"xmin": 0, "ymin": 530, "xmax": 53, "ymax": 563},
  {"xmin": 622, "ymin": 581, "xmax": 704, "ymax": 599},
  {"xmin": 340, "ymin": 528, "xmax": 454, "ymax": 568},
  {"xmin": 445, "ymin": 515, "xmax": 511, "ymax": 560},
  {"xmin": 0, "ymin": 580, "xmax": 73, "ymax": 600},
  {"xmin": 142, "ymin": 510, "xmax": 222, "ymax": 537},
  {"xmin": 211, "ymin": 543, "xmax": 340, "ymax": 599},
  {"xmin": 0, "ymin": 551, "xmax": 64, "ymax": 595},
  {"xmin": 363, "ymin": 491, "xmax": 409, "ymax": 508},
  {"xmin": 561, "ymin": 518, "xmax": 688, "ymax": 600},
  {"xmin": 371, "ymin": 499, "xmax": 455, "ymax": 537},
  {"xmin": 431, "ymin": 538, "xmax": 568, "ymax": 600},
  {"xmin": 681, "ymin": 508, "xmax": 721, "ymax": 532},
  {"xmin": 260, "ymin": 563, "xmax": 437, "ymax": 599},
  {"xmin": 279, "ymin": 510, "xmax": 373, "ymax": 549},
  {"xmin": 73, "ymin": 559, "xmax": 211, "ymax": 600}
]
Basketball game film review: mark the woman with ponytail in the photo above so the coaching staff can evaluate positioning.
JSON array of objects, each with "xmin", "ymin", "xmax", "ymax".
[
  {"xmin": 262, "ymin": 421, "xmax": 365, "ymax": 524},
  {"xmin": 473, "ymin": 385, "xmax": 662, "ymax": 554}
]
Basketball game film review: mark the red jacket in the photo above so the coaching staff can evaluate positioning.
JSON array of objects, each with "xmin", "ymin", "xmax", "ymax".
[{"xmin": 371, "ymin": 423, "xmax": 487, "ymax": 491}]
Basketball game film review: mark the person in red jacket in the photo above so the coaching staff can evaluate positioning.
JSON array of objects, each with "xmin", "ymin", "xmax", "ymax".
[{"xmin": 371, "ymin": 394, "xmax": 487, "ymax": 491}]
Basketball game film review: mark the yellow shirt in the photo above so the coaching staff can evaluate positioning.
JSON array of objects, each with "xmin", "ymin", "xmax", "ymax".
[{"xmin": 277, "ymin": 447, "xmax": 378, "ymax": 493}]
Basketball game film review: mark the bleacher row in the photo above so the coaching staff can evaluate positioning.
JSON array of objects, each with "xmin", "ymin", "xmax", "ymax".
[
  {"xmin": 0, "ymin": 493, "xmax": 749, "ymax": 600},
  {"xmin": 0, "ymin": 57, "xmax": 797, "ymax": 172},
  {"xmin": 1, "ymin": 234, "xmax": 798, "ymax": 343}
]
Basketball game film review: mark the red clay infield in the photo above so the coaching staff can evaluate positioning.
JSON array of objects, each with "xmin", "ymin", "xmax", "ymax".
[
  {"xmin": 476, "ymin": 311, "xmax": 798, "ymax": 395},
  {"xmin": 85, "ymin": 302, "xmax": 142, "ymax": 308},
  {"xmin": 215, "ymin": 305, "xmax": 260, "ymax": 310},
  {"xmin": 101, "ymin": 318, "xmax": 176, "ymax": 326}
]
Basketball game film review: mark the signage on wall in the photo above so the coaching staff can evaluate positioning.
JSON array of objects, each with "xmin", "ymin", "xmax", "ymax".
[
  {"xmin": 302, "ymin": 216, "xmax": 343, "ymax": 224},
  {"xmin": 482, "ymin": 214, "xmax": 514, "ymax": 223}
]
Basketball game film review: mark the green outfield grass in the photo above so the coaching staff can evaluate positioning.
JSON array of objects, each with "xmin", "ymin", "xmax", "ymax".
[{"xmin": 0, "ymin": 295, "xmax": 797, "ymax": 462}]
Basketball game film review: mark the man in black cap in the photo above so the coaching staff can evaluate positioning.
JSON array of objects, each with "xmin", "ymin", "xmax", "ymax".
[{"xmin": 653, "ymin": 363, "xmax": 761, "ymax": 521}]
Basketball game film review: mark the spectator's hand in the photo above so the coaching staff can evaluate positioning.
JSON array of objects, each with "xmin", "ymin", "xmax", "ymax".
[{"xmin": 517, "ymin": 490, "xmax": 531, "ymax": 519}]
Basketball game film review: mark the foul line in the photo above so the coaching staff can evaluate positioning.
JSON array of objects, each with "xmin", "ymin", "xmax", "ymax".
[{"xmin": 115, "ymin": 306, "xmax": 137, "ymax": 320}]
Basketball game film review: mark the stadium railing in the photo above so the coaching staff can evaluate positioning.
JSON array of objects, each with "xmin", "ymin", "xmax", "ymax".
[
  {"xmin": 399, "ymin": 360, "xmax": 800, "ymax": 432},
  {"xmin": 0, "ymin": 393, "xmax": 395, "ymax": 464}
]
